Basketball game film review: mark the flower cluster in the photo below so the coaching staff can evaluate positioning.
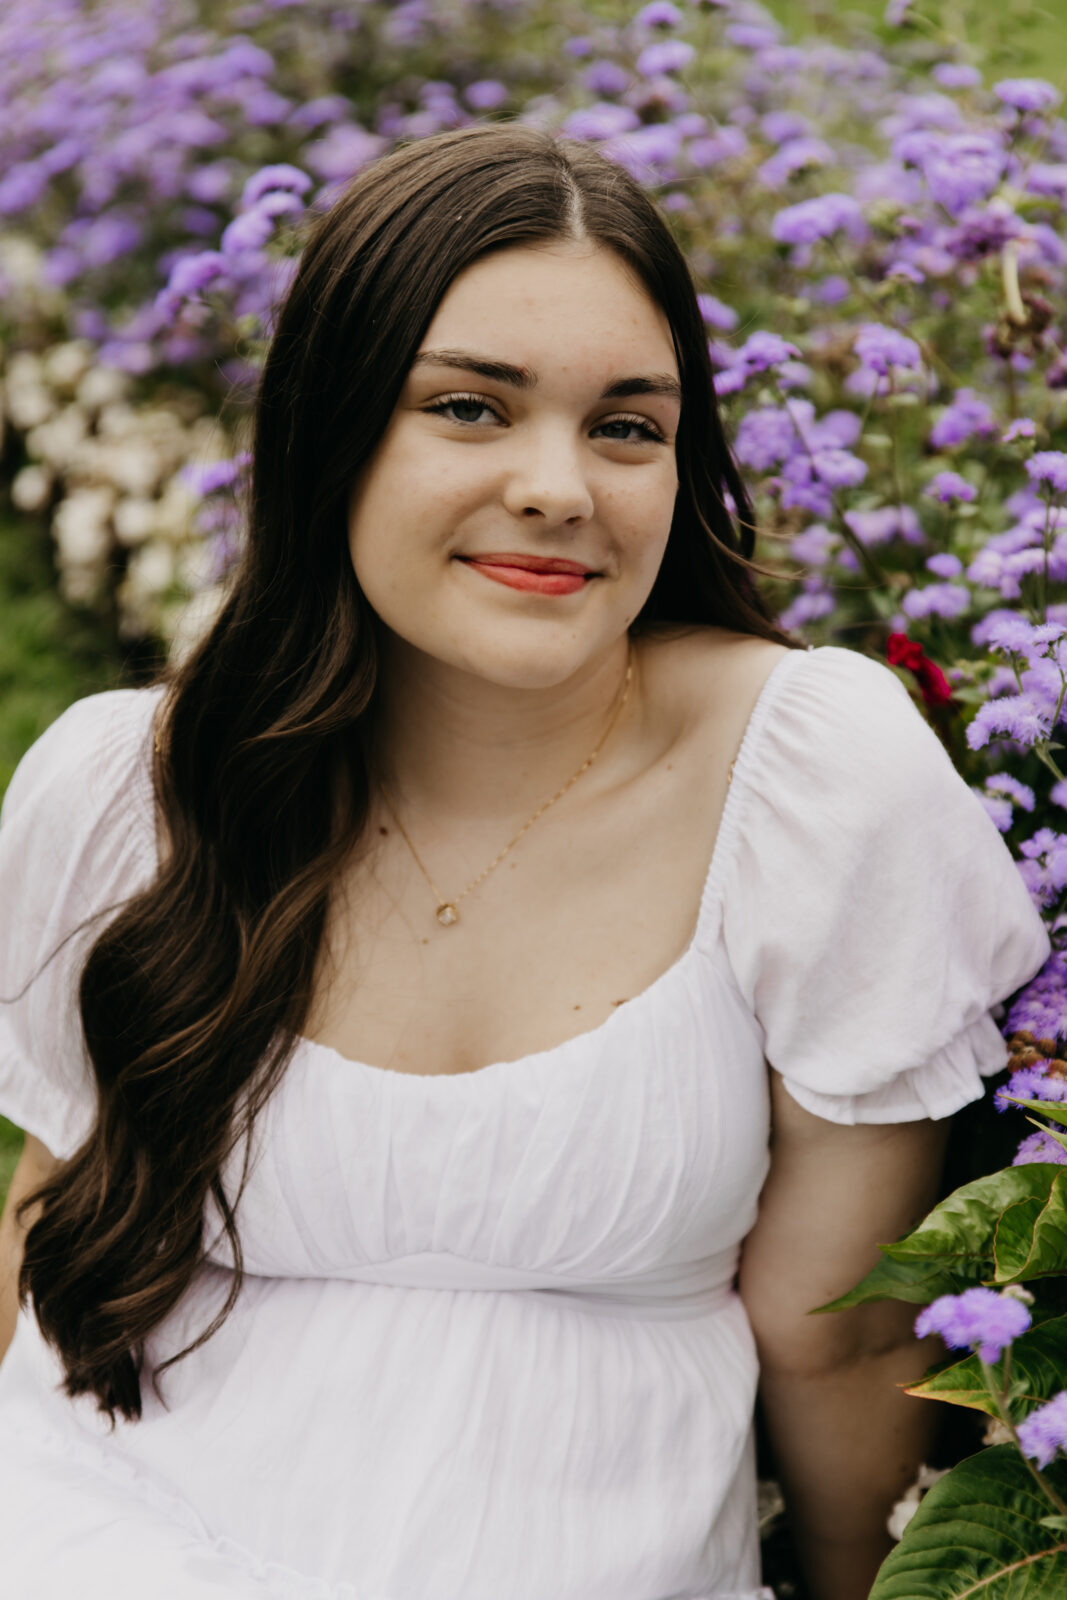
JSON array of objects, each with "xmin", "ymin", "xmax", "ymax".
[
  {"xmin": 915, "ymin": 1286, "xmax": 1032, "ymax": 1365},
  {"xmin": 1017, "ymin": 1391, "xmax": 1067, "ymax": 1469}
]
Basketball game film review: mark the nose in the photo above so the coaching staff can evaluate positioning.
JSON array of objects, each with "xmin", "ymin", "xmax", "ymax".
[{"xmin": 500, "ymin": 422, "xmax": 596, "ymax": 526}]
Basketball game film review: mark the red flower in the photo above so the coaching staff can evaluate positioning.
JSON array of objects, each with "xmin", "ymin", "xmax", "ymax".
[
  {"xmin": 916, "ymin": 658, "xmax": 953, "ymax": 706},
  {"xmin": 887, "ymin": 632, "xmax": 954, "ymax": 709},
  {"xmin": 887, "ymin": 632, "xmax": 925, "ymax": 672}
]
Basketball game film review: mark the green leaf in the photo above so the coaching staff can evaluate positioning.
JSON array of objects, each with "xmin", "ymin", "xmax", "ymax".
[
  {"xmin": 906, "ymin": 1314, "xmax": 1067, "ymax": 1420},
  {"xmin": 870, "ymin": 1446, "xmax": 1067, "ymax": 1598},
  {"xmin": 1028, "ymin": 1123, "xmax": 1067, "ymax": 1156},
  {"xmin": 992, "ymin": 1169, "xmax": 1067, "ymax": 1284},
  {"xmin": 1007, "ymin": 1097, "xmax": 1067, "ymax": 1131},
  {"xmin": 814, "ymin": 1250, "xmax": 986, "ymax": 1313},
  {"xmin": 818, "ymin": 1167, "xmax": 1065, "ymax": 1312},
  {"xmin": 883, "ymin": 1166, "xmax": 1059, "ymax": 1264},
  {"xmin": 1040, "ymin": 1518, "xmax": 1067, "ymax": 1532}
]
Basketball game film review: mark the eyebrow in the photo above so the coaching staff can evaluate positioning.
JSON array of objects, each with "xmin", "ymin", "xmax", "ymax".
[{"xmin": 410, "ymin": 348, "xmax": 682, "ymax": 404}]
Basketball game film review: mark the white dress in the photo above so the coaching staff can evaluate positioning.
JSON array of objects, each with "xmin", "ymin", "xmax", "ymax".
[{"xmin": 0, "ymin": 644, "xmax": 1050, "ymax": 1600}]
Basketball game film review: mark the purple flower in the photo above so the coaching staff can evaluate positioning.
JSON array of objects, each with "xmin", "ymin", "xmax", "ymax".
[
  {"xmin": 810, "ymin": 448, "xmax": 867, "ymax": 489},
  {"xmin": 635, "ymin": 0, "xmax": 683, "ymax": 25},
  {"xmin": 926, "ymin": 470, "xmax": 977, "ymax": 503},
  {"xmin": 985, "ymin": 774, "xmax": 1037, "ymax": 814},
  {"xmin": 771, "ymin": 193, "xmax": 867, "ymax": 247},
  {"xmin": 1014, "ymin": 1130, "xmax": 1067, "ymax": 1166},
  {"xmin": 777, "ymin": 589, "xmax": 835, "ymax": 630},
  {"xmin": 240, "ymin": 164, "xmax": 313, "ymax": 210},
  {"xmin": 901, "ymin": 582, "xmax": 971, "ymax": 620},
  {"xmin": 1004, "ymin": 418, "xmax": 1037, "ymax": 443},
  {"xmin": 844, "ymin": 505, "xmax": 923, "ymax": 546},
  {"xmin": 966, "ymin": 695, "xmax": 1054, "ymax": 750},
  {"xmin": 1027, "ymin": 453, "xmax": 1067, "ymax": 496},
  {"xmin": 976, "ymin": 791, "xmax": 1014, "ymax": 832},
  {"xmin": 757, "ymin": 137, "xmax": 835, "ymax": 188},
  {"xmin": 933, "ymin": 63, "xmax": 982, "ymax": 90},
  {"xmin": 980, "ymin": 613, "xmax": 1045, "ymax": 654},
  {"xmin": 915, "ymin": 1287, "xmax": 1031, "ymax": 1364},
  {"xmin": 929, "ymin": 387, "xmax": 997, "ymax": 449},
  {"xmin": 725, "ymin": 22, "xmax": 781, "ymax": 49},
  {"xmin": 697, "ymin": 293, "xmax": 738, "ymax": 332},
  {"xmin": 995, "ymin": 1060, "xmax": 1065, "ymax": 1113},
  {"xmin": 463, "ymin": 80, "xmax": 509, "ymax": 111},
  {"xmin": 1017, "ymin": 1391, "xmax": 1067, "ymax": 1467},
  {"xmin": 926, "ymin": 552, "xmax": 963, "ymax": 578},
  {"xmin": 635, "ymin": 40, "xmax": 694, "ymax": 77},
  {"xmin": 922, "ymin": 133, "xmax": 1005, "ymax": 214},
  {"xmin": 853, "ymin": 322, "xmax": 922, "ymax": 375},
  {"xmin": 179, "ymin": 452, "xmax": 252, "ymax": 496},
  {"xmin": 994, "ymin": 79, "xmax": 1061, "ymax": 114},
  {"xmin": 814, "ymin": 274, "xmax": 851, "ymax": 304},
  {"xmin": 1007, "ymin": 948, "xmax": 1067, "ymax": 1040},
  {"xmin": 737, "ymin": 330, "xmax": 802, "ymax": 371},
  {"xmin": 791, "ymin": 523, "xmax": 837, "ymax": 565},
  {"xmin": 735, "ymin": 406, "xmax": 799, "ymax": 472}
]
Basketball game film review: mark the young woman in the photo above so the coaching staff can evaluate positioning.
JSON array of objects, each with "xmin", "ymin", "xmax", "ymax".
[{"xmin": 0, "ymin": 122, "xmax": 1049, "ymax": 1600}]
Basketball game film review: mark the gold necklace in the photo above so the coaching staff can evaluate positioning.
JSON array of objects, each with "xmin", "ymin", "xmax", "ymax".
[{"xmin": 378, "ymin": 645, "xmax": 635, "ymax": 927}]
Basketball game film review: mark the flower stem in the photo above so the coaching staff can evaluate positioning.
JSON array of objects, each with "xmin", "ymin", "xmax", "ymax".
[{"xmin": 980, "ymin": 1356, "xmax": 1067, "ymax": 1518}]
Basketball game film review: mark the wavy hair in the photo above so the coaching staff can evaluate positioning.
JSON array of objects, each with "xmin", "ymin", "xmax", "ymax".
[{"xmin": 16, "ymin": 120, "xmax": 805, "ymax": 1424}]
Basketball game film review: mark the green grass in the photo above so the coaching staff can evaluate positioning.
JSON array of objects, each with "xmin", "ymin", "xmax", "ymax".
[
  {"xmin": 764, "ymin": 0, "xmax": 1067, "ymax": 82},
  {"xmin": 0, "ymin": 505, "xmax": 131, "ymax": 1209}
]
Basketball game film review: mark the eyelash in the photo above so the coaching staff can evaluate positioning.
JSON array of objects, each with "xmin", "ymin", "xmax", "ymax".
[{"xmin": 425, "ymin": 392, "xmax": 667, "ymax": 444}]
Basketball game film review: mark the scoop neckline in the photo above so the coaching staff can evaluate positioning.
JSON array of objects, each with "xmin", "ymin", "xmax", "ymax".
[{"xmin": 295, "ymin": 643, "xmax": 817, "ymax": 1086}]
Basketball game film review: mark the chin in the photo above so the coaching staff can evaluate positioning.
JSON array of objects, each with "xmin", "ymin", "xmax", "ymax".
[{"xmin": 445, "ymin": 629, "xmax": 618, "ymax": 691}]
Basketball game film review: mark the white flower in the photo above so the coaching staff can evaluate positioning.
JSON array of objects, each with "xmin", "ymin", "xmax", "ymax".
[
  {"xmin": 6, "ymin": 363, "xmax": 55, "ymax": 429},
  {"xmin": 122, "ymin": 540, "xmax": 176, "ymax": 602},
  {"xmin": 26, "ymin": 405, "xmax": 90, "ymax": 467},
  {"xmin": 113, "ymin": 497, "xmax": 160, "ymax": 548},
  {"xmin": 42, "ymin": 340, "xmax": 94, "ymax": 391},
  {"xmin": 76, "ymin": 367, "xmax": 130, "ymax": 411},
  {"xmin": 52, "ymin": 486, "xmax": 114, "ymax": 566},
  {"xmin": 10, "ymin": 464, "xmax": 53, "ymax": 513},
  {"xmin": 887, "ymin": 1464, "xmax": 948, "ymax": 1541},
  {"xmin": 166, "ymin": 583, "xmax": 228, "ymax": 665}
]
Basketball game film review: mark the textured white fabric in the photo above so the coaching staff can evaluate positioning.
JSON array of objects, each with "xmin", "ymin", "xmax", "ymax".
[{"xmin": 0, "ymin": 645, "xmax": 1050, "ymax": 1599}]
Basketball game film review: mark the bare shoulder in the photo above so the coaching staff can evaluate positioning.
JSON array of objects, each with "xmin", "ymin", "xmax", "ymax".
[{"xmin": 635, "ymin": 624, "xmax": 795, "ymax": 741}]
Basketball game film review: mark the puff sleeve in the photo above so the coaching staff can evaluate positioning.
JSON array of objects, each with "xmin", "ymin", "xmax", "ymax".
[
  {"xmin": 719, "ymin": 646, "xmax": 1051, "ymax": 1124},
  {"xmin": 0, "ymin": 686, "xmax": 163, "ymax": 1160}
]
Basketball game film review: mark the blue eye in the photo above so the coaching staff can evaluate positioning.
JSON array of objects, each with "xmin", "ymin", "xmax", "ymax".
[{"xmin": 425, "ymin": 393, "xmax": 665, "ymax": 443}]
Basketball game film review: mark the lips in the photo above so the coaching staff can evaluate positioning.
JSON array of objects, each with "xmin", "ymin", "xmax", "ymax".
[
  {"xmin": 460, "ymin": 553, "xmax": 595, "ymax": 576},
  {"xmin": 457, "ymin": 551, "xmax": 599, "ymax": 597}
]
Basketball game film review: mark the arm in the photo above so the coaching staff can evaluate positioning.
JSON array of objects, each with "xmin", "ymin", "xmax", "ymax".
[
  {"xmin": 0, "ymin": 1132, "xmax": 59, "ymax": 1366},
  {"xmin": 737, "ymin": 1070, "xmax": 951, "ymax": 1600}
]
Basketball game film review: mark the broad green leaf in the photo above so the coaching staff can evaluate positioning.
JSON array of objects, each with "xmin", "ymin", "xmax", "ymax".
[
  {"xmin": 1005, "ymin": 1097, "xmax": 1067, "ymax": 1131},
  {"xmin": 992, "ymin": 1170, "xmax": 1067, "ymax": 1284},
  {"xmin": 870, "ymin": 1446, "xmax": 1067, "ymax": 1598},
  {"xmin": 814, "ymin": 1251, "xmax": 985, "ymax": 1314},
  {"xmin": 906, "ymin": 1315, "xmax": 1067, "ymax": 1420},
  {"xmin": 883, "ymin": 1166, "xmax": 1060, "ymax": 1265}
]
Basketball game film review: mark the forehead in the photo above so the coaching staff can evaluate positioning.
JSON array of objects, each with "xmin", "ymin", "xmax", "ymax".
[{"xmin": 420, "ymin": 243, "xmax": 678, "ymax": 372}]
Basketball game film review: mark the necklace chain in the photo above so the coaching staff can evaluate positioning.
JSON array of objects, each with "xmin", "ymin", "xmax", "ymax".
[{"xmin": 378, "ymin": 644, "xmax": 635, "ymax": 927}]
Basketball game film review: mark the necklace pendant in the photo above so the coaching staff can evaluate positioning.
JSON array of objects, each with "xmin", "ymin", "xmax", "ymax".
[{"xmin": 436, "ymin": 902, "xmax": 459, "ymax": 927}]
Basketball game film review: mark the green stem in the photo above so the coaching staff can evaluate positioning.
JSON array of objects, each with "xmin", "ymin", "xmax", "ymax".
[{"xmin": 980, "ymin": 1356, "xmax": 1067, "ymax": 1519}]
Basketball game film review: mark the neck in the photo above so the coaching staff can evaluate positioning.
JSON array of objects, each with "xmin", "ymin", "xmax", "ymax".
[{"xmin": 368, "ymin": 634, "xmax": 635, "ymax": 820}]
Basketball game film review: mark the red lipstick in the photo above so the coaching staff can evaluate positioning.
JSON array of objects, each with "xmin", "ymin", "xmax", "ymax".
[{"xmin": 458, "ymin": 552, "xmax": 596, "ymax": 596}]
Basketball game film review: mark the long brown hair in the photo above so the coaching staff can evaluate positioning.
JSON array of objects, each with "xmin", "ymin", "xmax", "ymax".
[{"xmin": 17, "ymin": 120, "xmax": 804, "ymax": 1424}]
